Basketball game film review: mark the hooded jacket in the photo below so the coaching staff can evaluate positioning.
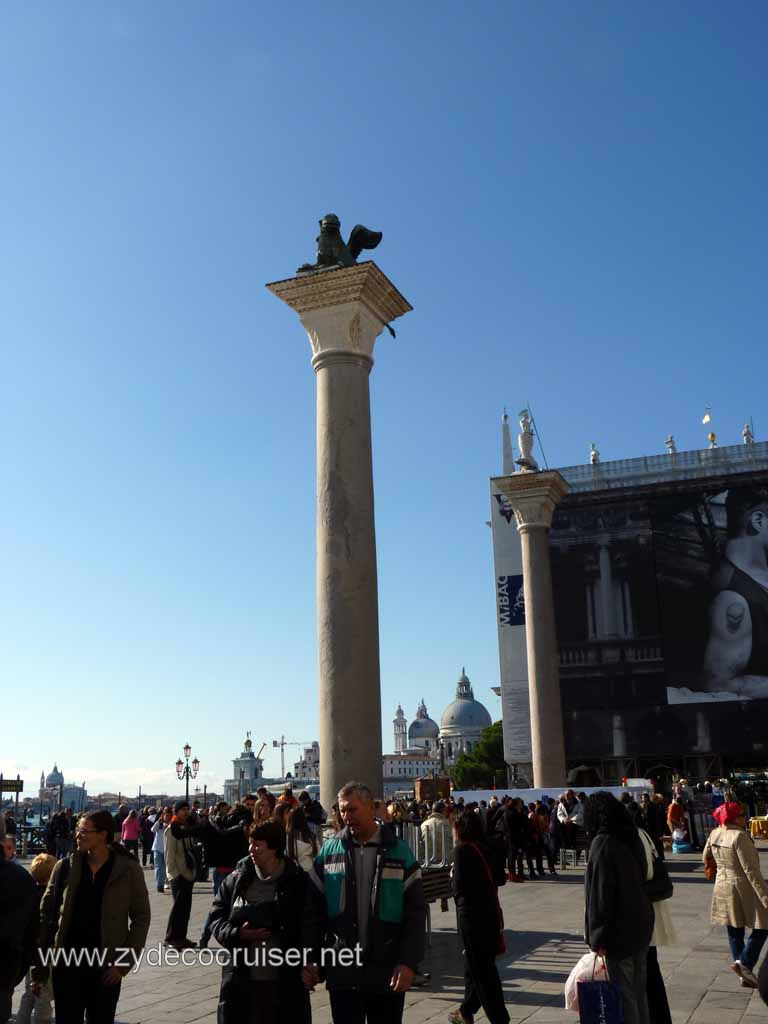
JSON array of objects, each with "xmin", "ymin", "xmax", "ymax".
[{"xmin": 307, "ymin": 822, "xmax": 426, "ymax": 990}]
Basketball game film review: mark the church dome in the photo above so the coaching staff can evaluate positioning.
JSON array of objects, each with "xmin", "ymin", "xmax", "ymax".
[
  {"xmin": 46, "ymin": 764, "xmax": 64, "ymax": 787},
  {"xmin": 440, "ymin": 669, "xmax": 492, "ymax": 731},
  {"xmin": 407, "ymin": 699, "xmax": 439, "ymax": 740}
]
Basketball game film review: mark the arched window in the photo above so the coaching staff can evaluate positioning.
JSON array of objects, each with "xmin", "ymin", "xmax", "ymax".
[
  {"xmin": 466, "ymin": 741, "xmax": 472, "ymax": 753},
  {"xmin": 447, "ymin": 742, "xmax": 453, "ymax": 759}
]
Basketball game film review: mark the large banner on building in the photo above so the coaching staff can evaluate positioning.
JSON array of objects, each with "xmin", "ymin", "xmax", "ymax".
[
  {"xmin": 653, "ymin": 483, "xmax": 768, "ymax": 702},
  {"xmin": 490, "ymin": 486, "xmax": 531, "ymax": 767},
  {"xmin": 548, "ymin": 472, "xmax": 768, "ymax": 763}
]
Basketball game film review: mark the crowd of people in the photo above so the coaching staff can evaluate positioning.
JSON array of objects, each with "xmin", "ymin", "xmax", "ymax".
[{"xmin": 2, "ymin": 782, "xmax": 768, "ymax": 1024}]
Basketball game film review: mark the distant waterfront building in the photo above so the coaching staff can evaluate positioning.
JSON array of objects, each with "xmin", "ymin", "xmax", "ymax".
[
  {"xmin": 439, "ymin": 668, "xmax": 492, "ymax": 765},
  {"xmin": 39, "ymin": 765, "xmax": 87, "ymax": 811},
  {"xmin": 293, "ymin": 741, "xmax": 320, "ymax": 781},
  {"xmin": 223, "ymin": 733, "xmax": 264, "ymax": 804}
]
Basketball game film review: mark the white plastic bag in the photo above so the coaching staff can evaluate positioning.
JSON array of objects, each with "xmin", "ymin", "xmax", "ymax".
[
  {"xmin": 672, "ymin": 827, "xmax": 686, "ymax": 842},
  {"xmin": 564, "ymin": 951, "xmax": 608, "ymax": 1011}
]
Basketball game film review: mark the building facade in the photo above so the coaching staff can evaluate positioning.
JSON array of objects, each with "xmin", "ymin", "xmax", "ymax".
[
  {"xmin": 492, "ymin": 430, "xmax": 768, "ymax": 786},
  {"xmin": 223, "ymin": 733, "xmax": 264, "ymax": 804}
]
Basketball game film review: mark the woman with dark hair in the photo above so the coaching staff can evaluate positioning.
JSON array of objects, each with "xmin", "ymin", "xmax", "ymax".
[
  {"xmin": 34, "ymin": 811, "xmax": 151, "ymax": 1024},
  {"xmin": 583, "ymin": 792, "xmax": 653, "ymax": 1024},
  {"xmin": 449, "ymin": 810, "xmax": 509, "ymax": 1024},
  {"xmin": 285, "ymin": 808, "xmax": 319, "ymax": 872},
  {"xmin": 704, "ymin": 801, "xmax": 768, "ymax": 988}
]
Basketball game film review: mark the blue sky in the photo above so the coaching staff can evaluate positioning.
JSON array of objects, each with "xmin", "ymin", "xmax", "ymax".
[{"xmin": 1, "ymin": 2, "xmax": 765, "ymax": 797}]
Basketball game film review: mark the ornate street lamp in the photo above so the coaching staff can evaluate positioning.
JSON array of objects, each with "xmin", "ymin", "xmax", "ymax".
[{"xmin": 175, "ymin": 744, "xmax": 199, "ymax": 801}]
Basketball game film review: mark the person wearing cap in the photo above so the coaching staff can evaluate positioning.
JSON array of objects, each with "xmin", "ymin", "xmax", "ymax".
[
  {"xmin": 703, "ymin": 801, "xmax": 768, "ymax": 989},
  {"xmin": 164, "ymin": 801, "xmax": 197, "ymax": 950}
]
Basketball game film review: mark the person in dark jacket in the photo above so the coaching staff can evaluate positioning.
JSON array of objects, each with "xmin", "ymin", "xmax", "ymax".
[
  {"xmin": 197, "ymin": 812, "xmax": 250, "ymax": 948},
  {"xmin": 497, "ymin": 798, "xmax": 534, "ymax": 882},
  {"xmin": 208, "ymin": 820, "xmax": 313, "ymax": 1024},
  {"xmin": 0, "ymin": 829, "xmax": 38, "ymax": 1023},
  {"xmin": 450, "ymin": 810, "xmax": 509, "ymax": 1024},
  {"xmin": 306, "ymin": 781, "xmax": 426, "ymax": 1024},
  {"xmin": 34, "ymin": 810, "xmax": 151, "ymax": 1024},
  {"xmin": 584, "ymin": 792, "xmax": 654, "ymax": 1024},
  {"xmin": 16, "ymin": 854, "xmax": 57, "ymax": 1024}
]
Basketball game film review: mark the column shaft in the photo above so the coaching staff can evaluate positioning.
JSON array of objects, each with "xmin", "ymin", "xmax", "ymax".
[
  {"xmin": 316, "ymin": 355, "xmax": 382, "ymax": 808},
  {"xmin": 519, "ymin": 524, "xmax": 567, "ymax": 787}
]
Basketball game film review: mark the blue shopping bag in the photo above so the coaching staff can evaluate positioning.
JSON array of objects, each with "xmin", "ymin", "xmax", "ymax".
[{"xmin": 577, "ymin": 978, "xmax": 625, "ymax": 1023}]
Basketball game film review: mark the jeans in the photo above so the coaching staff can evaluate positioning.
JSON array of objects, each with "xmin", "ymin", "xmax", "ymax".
[
  {"xmin": 212, "ymin": 867, "xmax": 229, "ymax": 897},
  {"xmin": 154, "ymin": 850, "xmax": 166, "ymax": 891},
  {"xmin": 16, "ymin": 970, "xmax": 54, "ymax": 1024},
  {"xmin": 606, "ymin": 949, "xmax": 650, "ymax": 1024},
  {"xmin": 329, "ymin": 988, "xmax": 405, "ymax": 1024},
  {"xmin": 727, "ymin": 926, "xmax": 768, "ymax": 970}
]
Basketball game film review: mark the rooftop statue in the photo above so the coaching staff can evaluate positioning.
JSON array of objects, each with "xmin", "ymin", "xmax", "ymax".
[
  {"xmin": 297, "ymin": 213, "xmax": 383, "ymax": 274},
  {"xmin": 516, "ymin": 408, "xmax": 539, "ymax": 472}
]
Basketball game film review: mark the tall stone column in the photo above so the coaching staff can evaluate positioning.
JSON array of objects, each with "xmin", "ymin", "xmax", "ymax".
[
  {"xmin": 267, "ymin": 263, "xmax": 412, "ymax": 810},
  {"xmin": 491, "ymin": 471, "xmax": 570, "ymax": 787}
]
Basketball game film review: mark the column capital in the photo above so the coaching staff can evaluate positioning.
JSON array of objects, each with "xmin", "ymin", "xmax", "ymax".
[
  {"xmin": 266, "ymin": 262, "xmax": 413, "ymax": 372},
  {"xmin": 490, "ymin": 470, "xmax": 570, "ymax": 532}
]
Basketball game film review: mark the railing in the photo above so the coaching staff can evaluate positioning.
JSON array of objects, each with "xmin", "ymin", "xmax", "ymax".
[
  {"xmin": 557, "ymin": 440, "xmax": 768, "ymax": 494},
  {"xmin": 401, "ymin": 822, "xmax": 454, "ymax": 868},
  {"xmin": 560, "ymin": 640, "xmax": 663, "ymax": 667},
  {"xmin": 16, "ymin": 826, "xmax": 50, "ymax": 857}
]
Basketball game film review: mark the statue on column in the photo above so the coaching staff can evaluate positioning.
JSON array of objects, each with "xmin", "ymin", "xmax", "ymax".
[
  {"xmin": 515, "ymin": 409, "xmax": 539, "ymax": 472},
  {"xmin": 665, "ymin": 434, "xmax": 677, "ymax": 455},
  {"xmin": 297, "ymin": 213, "xmax": 382, "ymax": 274},
  {"xmin": 743, "ymin": 422, "xmax": 755, "ymax": 445},
  {"xmin": 590, "ymin": 443, "xmax": 600, "ymax": 465}
]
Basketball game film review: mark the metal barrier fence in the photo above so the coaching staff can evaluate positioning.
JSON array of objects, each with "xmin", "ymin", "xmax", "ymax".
[{"xmin": 400, "ymin": 821, "xmax": 454, "ymax": 868}]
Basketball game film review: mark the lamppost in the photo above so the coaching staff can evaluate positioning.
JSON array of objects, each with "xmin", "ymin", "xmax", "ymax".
[{"xmin": 175, "ymin": 743, "xmax": 200, "ymax": 802}]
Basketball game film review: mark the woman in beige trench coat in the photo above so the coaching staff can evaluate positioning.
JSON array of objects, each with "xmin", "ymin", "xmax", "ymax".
[{"xmin": 703, "ymin": 801, "xmax": 768, "ymax": 989}]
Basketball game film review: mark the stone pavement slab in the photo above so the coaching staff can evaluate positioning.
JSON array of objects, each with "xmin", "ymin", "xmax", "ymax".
[{"xmin": 11, "ymin": 844, "xmax": 768, "ymax": 1022}]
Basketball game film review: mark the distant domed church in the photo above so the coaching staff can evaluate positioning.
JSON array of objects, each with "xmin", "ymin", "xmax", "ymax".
[{"xmin": 392, "ymin": 667, "xmax": 493, "ymax": 768}]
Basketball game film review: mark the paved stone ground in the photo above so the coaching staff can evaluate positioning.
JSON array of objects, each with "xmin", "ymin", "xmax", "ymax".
[{"xmin": 12, "ymin": 845, "xmax": 768, "ymax": 1023}]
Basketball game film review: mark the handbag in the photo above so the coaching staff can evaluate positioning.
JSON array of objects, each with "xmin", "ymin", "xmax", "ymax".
[
  {"xmin": 578, "ymin": 974, "xmax": 625, "ymax": 1023},
  {"xmin": 565, "ymin": 952, "xmax": 609, "ymax": 1011},
  {"xmin": 645, "ymin": 852, "xmax": 673, "ymax": 902},
  {"xmin": 704, "ymin": 855, "xmax": 717, "ymax": 882},
  {"xmin": 467, "ymin": 842, "xmax": 506, "ymax": 955}
]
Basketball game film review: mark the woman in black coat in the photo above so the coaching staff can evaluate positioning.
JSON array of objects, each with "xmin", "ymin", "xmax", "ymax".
[
  {"xmin": 583, "ymin": 793, "xmax": 654, "ymax": 1024},
  {"xmin": 450, "ymin": 810, "xmax": 510, "ymax": 1024},
  {"xmin": 208, "ymin": 820, "xmax": 315, "ymax": 1024}
]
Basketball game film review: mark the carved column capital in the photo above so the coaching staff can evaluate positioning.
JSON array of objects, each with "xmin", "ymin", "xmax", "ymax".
[
  {"xmin": 266, "ymin": 261, "xmax": 412, "ymax": 374},
  {"xmin": 490, "ymin": 470, "xmax": 570, "ymax": 533}
]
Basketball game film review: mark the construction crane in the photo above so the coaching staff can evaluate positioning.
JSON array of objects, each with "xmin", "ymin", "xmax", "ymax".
[{"xmin": 272, "ymin": 736, "xmax": 313, "ymax": 781}]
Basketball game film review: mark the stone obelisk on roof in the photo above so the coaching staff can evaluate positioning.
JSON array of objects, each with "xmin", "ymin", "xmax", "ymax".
[{"xmin": 267, "ymin": 215, "xmax": 412, "ymax": 809}]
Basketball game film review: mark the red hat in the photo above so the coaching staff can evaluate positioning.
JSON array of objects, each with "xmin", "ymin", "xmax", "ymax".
[{"xmin": 713, "ymin": 801, "xmax": 743, "ymax": 826}]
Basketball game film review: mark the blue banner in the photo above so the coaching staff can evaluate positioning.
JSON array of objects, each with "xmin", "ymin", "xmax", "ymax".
[{"xmin": 497, "ymin": 574, "xmax": 525, "ymax": 627}]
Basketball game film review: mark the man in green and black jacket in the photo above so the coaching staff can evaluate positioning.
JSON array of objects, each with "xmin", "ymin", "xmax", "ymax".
[{"xmin": 306, "ymin": 781, "xmax": 426, "ymax": 1023}]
